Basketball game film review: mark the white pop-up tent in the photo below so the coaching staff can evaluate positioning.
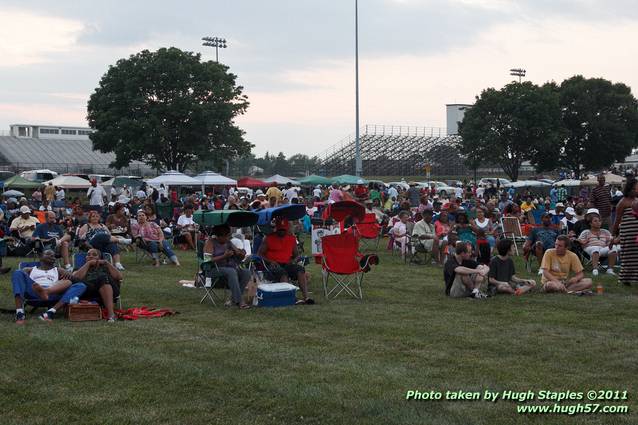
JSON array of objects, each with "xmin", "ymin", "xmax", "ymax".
[
  {"xmin": 193, "ymin": 171, "xmax": 237, "ymax": 194},
  {"xmin": 146, "ymin": 170, "xmax": 199, "ymax": 187},
  {"xmin": 263, "ymin": 174, "xmax": 300, "ymax": 185},
  {"xmin": 44, "ymin": 175, "xmax": 92, "ymax": 189}
]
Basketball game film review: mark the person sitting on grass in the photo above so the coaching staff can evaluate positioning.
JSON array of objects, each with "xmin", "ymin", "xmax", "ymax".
[
  {"xmin": 443, "ymin": 241, "xmax": 490, "ymax": 299},
  {"xmin": 203, "ymin": 224, "xmax": 251, "ymax": 309},
  {"xmin": 12, "ymin": 249, "xmax": 85, "ymax": 324},
  {"xmin": 73, "ymin": 248, "xmax": 122, "ymax": 322},
  {"xmin": 576, "ymin": 215, "xmax": 618, "ymax": 277},
  {"xmin": 488, "ymin": 239, "xmax": 536, "ymax": 296},
  {"xmin": 132, "ymin": 211, "xmax": 180, "ymax": 267},
  {"xmin": 32, "ymin": 211, "xmax": 73, "ymax": 272},
  {"xmin": 541, "ymin": 235, "xmax": 592, "ymax": 294},
  {"xmin": 257, "ymin": 217, "xmax": 314, "ymax": 305},
  {"xmin": 523, "ymin": 212, "xmax": 559, "ymax": 273}
]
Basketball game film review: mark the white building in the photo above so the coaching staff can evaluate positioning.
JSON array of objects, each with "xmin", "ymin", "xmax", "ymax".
[{"xmin": 9, "ymin": 123, "xmax": 93, "ymax": 140}]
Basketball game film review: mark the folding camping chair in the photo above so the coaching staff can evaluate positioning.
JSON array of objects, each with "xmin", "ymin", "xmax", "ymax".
[
  {"xmin": 17, "ymin": 261, "xmax": 56, "ymax": 313},
  {"xmin": 196, "ymin": 238, "xmax": 230, "ymax": 306},
  {"xmin": 351, "ymin": 213, "xmax": 382, "ymax": 251},
  {"xmin": 500, "ymin": 216, "xmax": 526, "ymax": 256},
  {"xmin": 321, "ymin": 232, "xmax": 373, "ymax": 300}
]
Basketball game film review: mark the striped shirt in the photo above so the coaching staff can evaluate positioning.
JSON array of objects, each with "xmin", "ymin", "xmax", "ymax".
[{"xmin": 589, "ymin": 185, "xmax": 612, "ymax": 217}]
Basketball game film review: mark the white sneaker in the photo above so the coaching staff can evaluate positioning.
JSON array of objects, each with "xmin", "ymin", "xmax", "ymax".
[
  {"xmin": 119, "ymin": 238, "xmax": 133, "ymax": 245},
  {"xmin": 115, "ymin": 263, "xmax": 125, "ymax": 271},
  {"xmin": 592, "ymin": 269, "xmax": 599, "ymax": 276},
  {"xmin": 537, "ymin": 269, "xmax": 543, "ymax": 276},
  {"xmin": 64, "ymin": 264, "xmax": 73, "ymax": 272},
  {"xmin": 606, "ymin": 269, "xmax": 616, "ymax": 276}
]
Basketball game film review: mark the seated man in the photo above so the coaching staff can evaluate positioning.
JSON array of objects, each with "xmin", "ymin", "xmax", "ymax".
[
  {"xmin": 541, "ymin": 235, "xmax": 592, "ymax": 293},
  {"xmin": 411, "ymin": 209, "xmax": 442, "ymax": 264},
  {"xmin": 12, "ymin": 249, "xmax": 85, "ymax": 323},
  {"xmin": 577, "ymin": 215, "xmax": 618, "ymax": 276},
  {"xmin": 32, "ymin": 211, "xmax": 73, "ymax": 272},
  {"xmin": 203, "ymin": 225, "xmax": 251, "ymax": 309},
  {"xmin": 523, "ymin": 212, "xmax": 559, "ymax": 271},
  {"xmin": 443, "ymin": 241, "xmax": 490, "ymax": 299},
  {"xmin": 73, "ymin": 248, "xmax": 122, "ymax": 322},
  {"xmin": 488, "ymin": 239, "xmax": 536, "ymax": 295},
  {"xmin": 9, "ymin": 205, "xmax": 39, "ymax": 247},
  {"xmin": 257, "ymin": 218, "xmax": 314, "ymax": 304}
]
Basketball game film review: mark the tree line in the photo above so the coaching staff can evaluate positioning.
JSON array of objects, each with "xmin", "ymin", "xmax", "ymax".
[{"xmin": 458, "ymin": 76, "xmax": 638, "ymax": 181}]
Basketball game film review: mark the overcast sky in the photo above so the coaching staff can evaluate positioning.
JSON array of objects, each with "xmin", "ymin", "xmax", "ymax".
[{"xmin": 1, "ymin": 0, "xmax": 637, "ymax": 157}]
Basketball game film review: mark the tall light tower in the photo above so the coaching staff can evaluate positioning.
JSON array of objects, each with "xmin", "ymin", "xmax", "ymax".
[
  {"xmin": 509, "ymin": 68, "xmax": 526, "ymax": 83},
  {"xmin": 202, "ymin": 36, "xmax": 227, "ymax": 63},
  {"xmin": 354, "ymin": 0, "xmax": 362, "ymax": 177}
]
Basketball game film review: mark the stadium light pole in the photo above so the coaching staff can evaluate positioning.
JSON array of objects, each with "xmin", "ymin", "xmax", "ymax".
[
  {"xmin": 354, "ymin": 0, "xmax": 362, "ymax": 177},
  {"xmin": 509, "ymin": 68, "xmax": 526, "ymax": 83},
  {"xmin": 202, "ymin": 36, "xmax": 227, "ymax": 63}
]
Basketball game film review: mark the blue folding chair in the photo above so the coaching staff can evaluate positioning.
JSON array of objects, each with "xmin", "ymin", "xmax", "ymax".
[{"xmin": 17, "ymin": 261, "xmax": 57, "ymax": 312}]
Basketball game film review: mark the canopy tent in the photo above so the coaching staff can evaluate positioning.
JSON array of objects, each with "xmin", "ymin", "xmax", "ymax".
[
  {"xmin": 256, "ymin": 204, "xmax": 307, "ymax": 225},
  {"xmin": 237, "ymin": 177, "xmax": 267, "ymax": 188},
  {"xmin": 102, "ymin": 176, "xmax": 143, "ymax": 188},
  {"xmin": 44, "ymin": 175, "xmax": 91, "ymax": 189},
  {"xmin": 2, "ymin": 175, "xmax": 41, "ymax": 189},
  {"xmin": 331, "ymin": 175, "xmax": 369, "ymax": 185},
  {"xmin": 194, "ymin": 171, "xmax": 237, "ymax": 186},
  {"xmin": 581, "ymin": 173, "xmax": 625, "ymax": 186},
  {"xmin": 552, "ymin": 179, "xmax": 583, "ymax": 187},
  {"xmin": 193, "ymin": 210, "xmax": 258, "ymax": 227},
  {"xmin": 297, "ymin": 174, "xmax": 332, "ymax": 186},
  {"xmin": 263, "ymin": 174, "xmax": 300, "ymax": 185},
  {"xmin": 146, "ymin": 170, "xmax": 199, "ymax": 187}
]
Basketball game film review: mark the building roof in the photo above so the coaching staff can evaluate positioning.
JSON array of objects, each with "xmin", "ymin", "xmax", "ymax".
[{"xmin": 0, "ymin": 136, "xmax": 150, "ymax": 173}]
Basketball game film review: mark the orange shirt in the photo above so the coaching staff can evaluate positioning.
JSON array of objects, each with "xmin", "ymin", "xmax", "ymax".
[{"xmin": 264, "ymin": 234, "xmax": 296, "ymax": 264}]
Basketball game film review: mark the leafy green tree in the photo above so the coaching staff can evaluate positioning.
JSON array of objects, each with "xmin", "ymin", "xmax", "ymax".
[
  {"xmin": 87, "ymin": 47, "xmax": 252, "ymax": 172},
  {"xmin": 458, "ymin": 82, "xmax": 564, "ymax": 181},
  {"xmin": 555, "ymin": 76, "xmax": 638, "ymax": 177}
]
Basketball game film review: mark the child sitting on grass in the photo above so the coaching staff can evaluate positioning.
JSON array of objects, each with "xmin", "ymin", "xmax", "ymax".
[{"xmin": 488, "ymin": 238, "xmax": 536, "ymax": 295}]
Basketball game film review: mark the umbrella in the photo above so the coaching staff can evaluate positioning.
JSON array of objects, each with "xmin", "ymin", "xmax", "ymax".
[
  {"xmin": 581, "ymin": 173, "xmax": 625, "ymax": 186},
  {"xmin": 146, "ymin": 170, "xmax": 199, "ymax": 186},
  {"xmin": 256, "ymin": 204, "xmax": 307, "ymax": 225},
  {"xmin": 263, "ymin": 174, "xmax": 300, "ymax": 185},
  {"xmin": 322, "ymin": 200, "xmax": 365, "ymax": 222},
  {"xmin": 2, "ymin": 175, "xmax": 41, "ymax": 189},
  {"xmin": 237, "ymin": 177, "xmax": 267, "ymax": 188},
  {"xmin": 193, "ymin": 210, "xmax": 258, "ymax": 227},
  {"xmin": 332, "ymin": 174, "xmax": 369, "ymax": 185},
  {"xmin": 297, "ymin": 174, "xmax": 332, "ymax": 186},
  {"xmin": 2, "ymin": 189, "xmax": 24, "ymax": 197},
  {"xmin": 102, "ymin": 177, "xmax": 143, "ymax": 191},
  {"xmin": 44, "ymin": 175, "xmax": 92, "ymax": 189}
]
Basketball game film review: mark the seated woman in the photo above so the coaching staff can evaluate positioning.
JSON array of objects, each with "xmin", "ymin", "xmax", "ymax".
[
  {"xmin": 106, "ymin": 203, "xmax": 132, "ymax": 241},
  {"xmin": 74, "ymin": 248, "xmax": 122, "ymax": 322},
  {"xmin": 175, "ymin": 205, "xmax": 198, "ymax": 250},
  {"xmin": 203, "ymin": 224, "xmax": 251, "ymax": 309},
  {"xmin": 77, "ymin": 210, "xmax": 127, "ymax": 271},
  {"xmin": 471, "ymin": 207, "xmax": 497, "ymax": 249},
  {"xmin": 133, "ymin": 211, "xmax": 180, "ymax": 267}
]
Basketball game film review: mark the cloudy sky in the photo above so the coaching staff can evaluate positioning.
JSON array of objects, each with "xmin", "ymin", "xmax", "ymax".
[{"xmin": 1, "ymin": 0, "xmax": 637, "ymax": 157}]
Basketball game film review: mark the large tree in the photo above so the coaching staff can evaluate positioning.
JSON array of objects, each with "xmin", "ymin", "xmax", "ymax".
[
  {"xmin": 458, "ymin": 82, "xmax": 564, "ymax": 181},
  {"xmin": 87, "ymin": 47, "xmax": 252, "ymax": 172},
  {"xmin": 555, "ymin": 76, "xmax": 638, "ymax": 178}
]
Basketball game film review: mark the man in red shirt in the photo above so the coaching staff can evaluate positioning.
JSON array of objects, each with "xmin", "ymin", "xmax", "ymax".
[{"xmin": 257, "ymin": 218, "xmax": 314, "ymax": 304}]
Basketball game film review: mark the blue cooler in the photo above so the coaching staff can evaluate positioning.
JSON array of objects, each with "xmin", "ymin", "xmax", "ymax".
[{"xmin": 256, "ymin": 283, "xmax": 298, "ymax": 307}]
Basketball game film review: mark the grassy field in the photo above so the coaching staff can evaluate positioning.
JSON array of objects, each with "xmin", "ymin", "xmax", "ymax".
[{"xmin": 1, "ymin": 242, "xmax": 637, "ymax": 425}]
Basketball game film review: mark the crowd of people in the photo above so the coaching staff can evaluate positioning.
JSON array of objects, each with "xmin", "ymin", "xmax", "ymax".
[{"xmin": 5, "ymin": 172, "xmax": 637, "ymax": 322}]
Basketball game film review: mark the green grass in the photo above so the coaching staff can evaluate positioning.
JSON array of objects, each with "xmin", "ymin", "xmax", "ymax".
[{"xmin": 1, "ymin": 243, "xmax": 637, "ymax": 425}]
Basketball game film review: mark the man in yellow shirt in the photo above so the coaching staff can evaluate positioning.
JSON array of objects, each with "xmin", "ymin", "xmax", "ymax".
[
  {"xmin": 265, "ymin": 182, "xmax": 282, "ymax": 203},
  {"xmin": 541, "ymin": 235, "xmax": 592, "ymax": 293}
]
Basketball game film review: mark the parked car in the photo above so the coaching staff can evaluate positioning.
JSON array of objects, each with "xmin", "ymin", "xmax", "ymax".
[
  {"xmin": 388, "ymin": 181, "xmax": 410, "ymax": 191},
  {"xmin": 478, "ymin": 178, "xmax": 512, "ymax": 188},
  {"xmin": 20, "ymin": 169, "xmax": 58, "ymax": 182},
  {"xmin": 421, "ymin": 181, "xmax": 456, "ymax": 196}
]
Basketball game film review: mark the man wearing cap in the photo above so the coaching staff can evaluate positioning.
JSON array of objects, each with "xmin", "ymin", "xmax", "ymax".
[
  {"xmin": 523, "ymin": 212, "xmax": 559, "ymax": 268},
  {"xmin": 10, "ymin": 206, "xmax": 39, "ymax": 241},
  {"xmin": 589, "ymin": 174, "xmax": 612, "ymax": 229},
  {"xmin": 255, "ymin": 190, "xmax": 268, "ymax": 207},
  {"xmin": 257, "ymin": 218, "xmax": 314, "ymax": 304},
  {"xmin": 561, "ymin": 207, "xmax": 578, "ymax": 234}
]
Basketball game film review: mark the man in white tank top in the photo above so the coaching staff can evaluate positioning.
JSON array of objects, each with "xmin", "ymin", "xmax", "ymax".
[{"xmin": 12, "ymin": 249, "xmax": 86, "ymax": 324}]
